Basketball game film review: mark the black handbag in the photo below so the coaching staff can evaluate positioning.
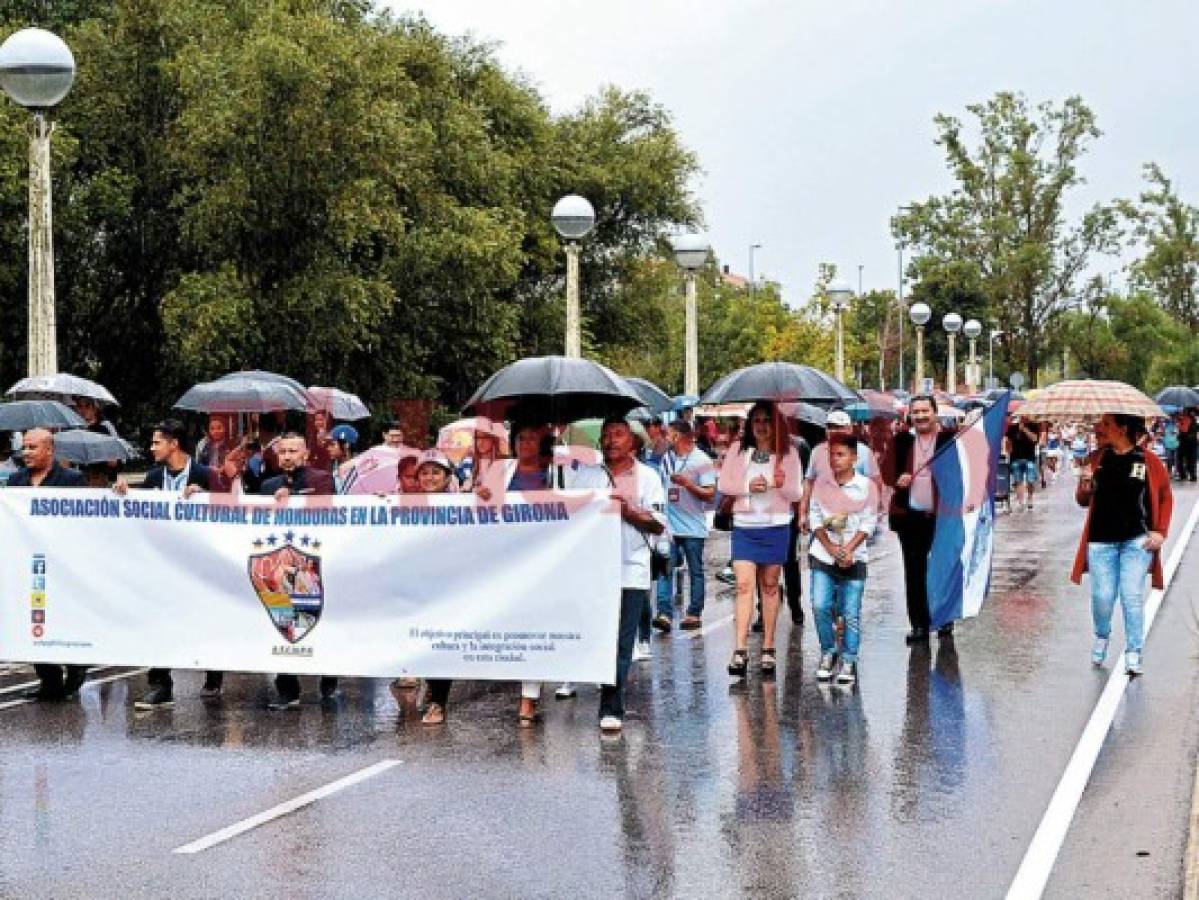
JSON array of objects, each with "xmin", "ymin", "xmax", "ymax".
[{"xmin": 713, "ymin": 494, "xmax": 735, "ymax": 532}]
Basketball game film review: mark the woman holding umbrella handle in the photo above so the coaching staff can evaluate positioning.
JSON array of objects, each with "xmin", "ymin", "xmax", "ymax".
[{"xmin": 717, "ymin": 401, "xmax": 804, "ymax": 677}]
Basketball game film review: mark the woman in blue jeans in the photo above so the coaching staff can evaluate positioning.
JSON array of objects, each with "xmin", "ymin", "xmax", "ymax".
[
  {"xmin": 808, "ymin": 434, "xmax": 879, "ymax": 685},
  {"xmin": 1072, "ymin": 414, "xmax": 1173, "ymax": 676}
]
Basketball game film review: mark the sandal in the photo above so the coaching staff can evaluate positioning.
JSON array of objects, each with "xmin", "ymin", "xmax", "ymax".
[
  {"xmin": 421, "ymin": 702, "xmax": 446, "ymax": 725},
  {"xmin": 727, "ymin": 649, "xmax": 748, "ymax": 676},
  {"xmin": 761, "ymin": 648, "xmax": 777, "ymax": 675}
]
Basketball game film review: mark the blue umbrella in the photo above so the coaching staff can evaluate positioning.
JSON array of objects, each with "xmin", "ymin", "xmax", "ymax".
[
  {"xmin": 671, "ymin": 394, "xmax": 700, "ymax": 412},
  {"xmin": 624, "ymin": 377, "xmax": 673, "ymax": 415}
]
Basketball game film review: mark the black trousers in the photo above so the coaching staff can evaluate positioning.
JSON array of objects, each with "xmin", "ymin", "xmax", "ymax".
[
  {"xmin": 1179, "ymin": 439, "xmax": 1198, "ymax": 481},
  {"xmin": 896, "ymin": 512, "xmax": 937, "ymax": 632},
  {"xmin": 34, "ymin": 664, "xmax": 87, "ymax": 695},
  {"xmin": 427, "ymin": 679, "xmax": 452, "ymax": 707},
  {"xmin": 275, "ymin": 673, "xmax": 337, "ymax": 701},
  {"xmin": 782, "ymin": 517, "xmax": 803, "ymax": 615}
]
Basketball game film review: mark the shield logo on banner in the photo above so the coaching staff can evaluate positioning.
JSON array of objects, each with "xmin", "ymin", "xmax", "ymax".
[{"xmin": 248, "ymin": 543, "xmax": 324, "ymax": 644}]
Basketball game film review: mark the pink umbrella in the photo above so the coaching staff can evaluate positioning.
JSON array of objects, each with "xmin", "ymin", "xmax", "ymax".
[{"xmin": 346, "ymin": 446, "xmax": 417, "ymax": 495}]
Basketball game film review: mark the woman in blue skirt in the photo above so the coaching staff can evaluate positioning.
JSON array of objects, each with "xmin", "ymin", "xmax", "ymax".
[{"xmin": 717, "ymin": 401, "xmax": 804, "ymax": 677}]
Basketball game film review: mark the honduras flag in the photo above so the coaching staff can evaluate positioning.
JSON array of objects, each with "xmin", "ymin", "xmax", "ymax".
[{"xmin": 926, "ymin": 392, "xmax": 1011, "ymax": 630}]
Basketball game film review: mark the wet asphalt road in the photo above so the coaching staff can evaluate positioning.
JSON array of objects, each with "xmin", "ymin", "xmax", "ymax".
[{"xmin": 0, "ymin": 472, "xmax": 1197, "ymax": 900}]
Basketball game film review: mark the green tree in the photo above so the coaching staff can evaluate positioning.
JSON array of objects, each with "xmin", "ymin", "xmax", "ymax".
[
  {"xmin": 895, "ymin": 93, "xmax": 1122, "ymax": 380},
  {"xmin": 1121, "ymin": 162, "xmax": 1199, "ymax": 333}
]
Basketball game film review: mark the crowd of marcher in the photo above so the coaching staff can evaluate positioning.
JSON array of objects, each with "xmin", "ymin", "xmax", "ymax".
[{"xmin": 0, "ymin": 388, "xmax": 1183, "ymax": 731}]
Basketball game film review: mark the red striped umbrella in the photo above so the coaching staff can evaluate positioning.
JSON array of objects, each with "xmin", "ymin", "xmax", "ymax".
[{"xmin": 1018, "ymin": 380, "xmax": 1164, "ymax": 422}]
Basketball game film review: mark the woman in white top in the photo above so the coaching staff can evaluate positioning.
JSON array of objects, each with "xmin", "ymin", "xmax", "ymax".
[{"xmin": 717, "ymin": 401, "xmax": 804, "ymax": 677}]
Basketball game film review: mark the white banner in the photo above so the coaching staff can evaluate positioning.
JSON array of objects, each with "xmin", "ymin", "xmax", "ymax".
[{"xmin": 0, "ymin": 488, "xmax": 621, "ymax": 683}]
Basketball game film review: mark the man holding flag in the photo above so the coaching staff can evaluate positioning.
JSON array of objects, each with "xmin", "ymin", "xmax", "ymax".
[
  {"xmin": 883, "ymin": 395, "xmax": 956, "ymax": 644},
  {"xmin": 924, "ymin": 394, "xmax": 1009, "ymax": 633}
]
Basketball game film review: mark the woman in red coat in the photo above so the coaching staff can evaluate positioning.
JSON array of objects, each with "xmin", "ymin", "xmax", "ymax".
[{"xmin": 1071, "ymin": 413, "xmax": 1173, "ymax": 676}]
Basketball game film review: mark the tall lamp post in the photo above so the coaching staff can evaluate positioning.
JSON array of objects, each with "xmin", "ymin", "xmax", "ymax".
[
  {"xmin": 989, "ymin": 329, "xmax": 1004, "ymax": 388},
  {"xmin": 672, "ymin": 234, "xmax": 710, "ymax": 396},
  {"xmin": 551, "ymin": 194, "xmax": 596, "ymax": 358},
  {"xmin": 963, "ymin": 318, "xmax": 982, "ymax": 393},
  {"xmin": 0, "ymin": 28, "xmax": 76, "ymax": 377},
  {"xmin": 909, "ymin": 301, "xmax": 931, "ymax": 390},
  {"xmin": 828, "ymin": 280, "xmax": 854, "ymax": 383},
  {"xmin": 748, "ymin": 243, "xmax": 762, "ymax": 297},
  {"xmin": 942, "ymin": 312, "xmax": 963, "ymax": 394}
]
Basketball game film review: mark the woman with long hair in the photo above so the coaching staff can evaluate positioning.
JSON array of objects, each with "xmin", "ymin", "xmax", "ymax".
[
  {"xmin": 1071, "ymin": 413, "xmax": 1173, "ymax": 675},
  {"xmin": 717, "ymin": 401, "xmax": 803, "ymax": 677}
]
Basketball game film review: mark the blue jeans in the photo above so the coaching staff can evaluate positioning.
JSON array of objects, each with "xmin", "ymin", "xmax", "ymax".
[
  {"xmin": 600, "ymin": 588, "xmax": 648, "ymax": 720},
  {"xmin": 656, "ymin": 536, "xmax": 706, "ymax": 618},
  {"xmin": 810, "ymin": 566, "xmax": 865, "ymax": 663},
  {"xmin": 1087, "ymin": 539, "xmax": 1152, "ymax": 653}
]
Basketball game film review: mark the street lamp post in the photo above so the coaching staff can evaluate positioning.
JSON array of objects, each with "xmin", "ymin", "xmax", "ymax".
[
  {"xmin": 748, "ymin": 243, "xmax": 762, "ymax": 298},
  {"xmin": 672, "ymin": 234, "xmax": 710, "ymax": 397},
  {"xmin": 963, "ymin": 319, "xmax": 982, "ymax": 393},
  {"xmin": 909, "ymin": 302, "xmax": 931, "ymax": 390},
  {"xmin": 828, "ymin": 280, "xmax": 854, "ymax": 384},
  {"xmin": 829, "ymin": 280, "xmax": 858, "ymax": 381},
  {"xmin": 989, "ymin": 329, "xmax": 1004, "ymax": 387},
  {"xmin": 551, "ymin": 194, "xmax": 596, "ymax": 358},
  {"xmin": 0, "ymin": 28, "xmax": 76, "ymax": 377},
  {"xmin": 942, "ymin": 312, "xmax": 963, "ymax": 394}
]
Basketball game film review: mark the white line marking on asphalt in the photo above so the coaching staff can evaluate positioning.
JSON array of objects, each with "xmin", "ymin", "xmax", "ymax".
[
  {"xmin": 0, "ymin": 668, "xmax": 147, "ymax": 711},
  {"xmin": 1006, "ymin": 495, "xmax": 1199, "ymax": 900},
  {"xmin": 173, "ymin": 759, "xmax": 402, "ymax": 855},
  {"xmin": 0, "ymin": 666, "xmax": 113, "ymax": 697}
]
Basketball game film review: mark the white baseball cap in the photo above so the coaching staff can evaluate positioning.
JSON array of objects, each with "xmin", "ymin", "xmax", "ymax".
[
  {"xmin": 827, "ymin": 410, "xmax": 852, "ymax": 428},
  {"xmin": 416, "ymin": 448, "xmax": 453, "ymax": 472}
]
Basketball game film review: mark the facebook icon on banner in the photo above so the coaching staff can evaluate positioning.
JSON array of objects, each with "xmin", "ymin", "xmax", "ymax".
[{"xmin": 926, "ymin": 392, "xmax": 1011, "ymax": 630}]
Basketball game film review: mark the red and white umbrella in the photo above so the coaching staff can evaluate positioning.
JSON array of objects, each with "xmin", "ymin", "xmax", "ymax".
[{"xmin": 1018, "ymin": 380, "xmax": 1164, "ymax": 422}]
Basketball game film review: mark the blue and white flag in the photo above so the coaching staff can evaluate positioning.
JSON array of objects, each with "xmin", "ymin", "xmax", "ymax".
[{"xmin": 926, "ymin": 392, "xmax": 1010, "ymax": 630}]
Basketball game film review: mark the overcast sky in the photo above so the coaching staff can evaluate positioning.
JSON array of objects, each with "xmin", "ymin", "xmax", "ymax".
[{"xmin": 390, "ymin": 1, "xmax": 1198, "ymax": 306}]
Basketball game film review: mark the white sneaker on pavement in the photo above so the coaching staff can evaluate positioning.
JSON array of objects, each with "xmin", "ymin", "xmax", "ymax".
[
  {"xmin": 555, "ymin": 682, "xmax": 576, "ymax": 698},
  {"xmin": 1125, "ymin": 651, "xmax": 1143, "ymax": 676},
  {"xmin": 1091, "ymin": 637, "xmax": 1108, "ymax": 667},
  {"xmin": 632, "ymin": 640, "xmax": 652, "ymax": 661},
  {"xmin": 599, "ymin": 715, "xmax": 623, "ymax": 732}
]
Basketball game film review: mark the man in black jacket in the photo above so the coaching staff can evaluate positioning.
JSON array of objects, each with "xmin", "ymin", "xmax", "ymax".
[
  {"xmin": 259, "ymin": 433, "xmax": 337, "ymax": 709},
  {"xmin": 882, "ymin": 396, "xmax": 956, "ymax": 644},
  {"xmin": 9, "ymin": 429, "xmax": 90, "ymax": 701},
  {"xmin": 117, "ymin": 419, "xmax": 222, "ymax": 709}
]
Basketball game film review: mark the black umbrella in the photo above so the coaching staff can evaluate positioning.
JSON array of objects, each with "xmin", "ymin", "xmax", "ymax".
[
  {"xmin": 1154, "ymin": 386, "xmax": 1199, "ymax": 409},
  {"xmin": 53, "ymin": 429, "xmax": 138, "ymax": 465},
  {"xmin": 700, "ymin": 362, "xmax": 860, "ymax": 406},
  {"xmin": 0, "ymin": 400, "xmax": 87, "ymax": 431},
  {"xmin": 463, "ymin": 356, "xmax": 643, "ymax": 423},
  {"xmin": 175, "ymin": 375, "xmax": 309, "ymax": 413},
  {"xmin": 623, "ymin": 377, "xmax": 673, "ymax": 415},
  {"xmin": 778, "ymin": 401, "xmax": 828, "ymax": 427}
]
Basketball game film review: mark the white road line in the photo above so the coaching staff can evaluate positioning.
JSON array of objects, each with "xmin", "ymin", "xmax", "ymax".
[
  {"xmin": 0, "ymin": 668, "xmax": 147, "ymax": 711},
  {"xmin": 173, "ymin": 759, "xmax": 402, "ymax": 855},
  {"xmin": 1006, "ymin": 495, "xmax": 1199, "ymax": 900},
  {"xmin": 0, "ymin": 666, "xmax": 113, "ymax": 697}
]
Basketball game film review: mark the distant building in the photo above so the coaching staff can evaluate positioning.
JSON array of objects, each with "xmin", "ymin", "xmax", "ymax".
[{"xmin": 720, "ymin": 265, "xmax": 749, "ymax": 289}]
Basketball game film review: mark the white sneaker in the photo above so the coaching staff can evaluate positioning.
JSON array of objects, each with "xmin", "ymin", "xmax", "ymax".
[
  {"xmin": 1125, "ymin": 651, "xmax": 1143, "ymax": 676},
  {"xmin": 632, "ymin": 640, "xmax": 652, "ymax": 661},
  {"xmin": 815, "ymin": 652, "xmax": 836, "ymax": 681},
  {"xmin": 1090, "ymin": 637, "xmax": 1108, "ymax": 667},
  {"xmin": 599, "ymin": 715, "xmax": 622, "ymax": 732},
  {"xmin": 554, "ymin": 682, "xmax": 576, "ymax": 698},
  {"xmin": 835, "ymin": 660, "xmax": 857, "ymax": 685}
]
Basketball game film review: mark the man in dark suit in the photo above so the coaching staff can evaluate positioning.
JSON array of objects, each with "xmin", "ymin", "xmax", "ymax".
[
  {"xmin": 116, "ymin": 419, "xmax": 222, "ymax": 709},
  {"xmin": 258, "ymin": 433, "xmax": 337, "ymax": 709},
  {"xmin": 881, "ymin": 395, "xmax": 956, "ymax": 644},
  {"xmin": 9, "ymin": 429, "xmax": 90, "ymax": 701}
]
